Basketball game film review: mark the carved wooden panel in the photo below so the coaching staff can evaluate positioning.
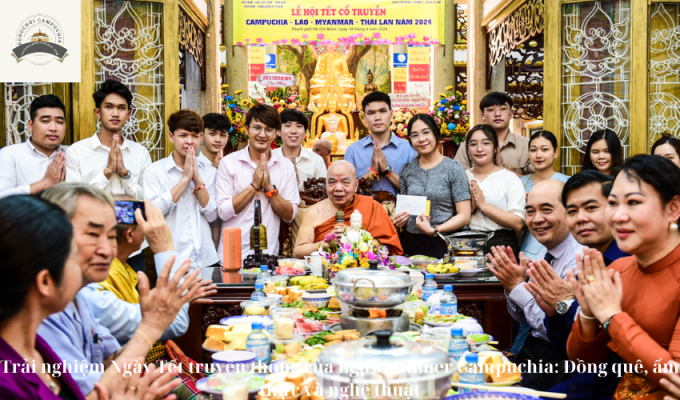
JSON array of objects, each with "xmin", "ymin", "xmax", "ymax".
[
  {"xmin": 300, "ymin": 177, "xmax": 328, "ymax": 206},
  {"xmin": 459, "ymin": 301, "xmax": 484, "ymax": 325},
  {"xmin": 487, "ymin": 0, "xmax": 544, "ymax": 68}
]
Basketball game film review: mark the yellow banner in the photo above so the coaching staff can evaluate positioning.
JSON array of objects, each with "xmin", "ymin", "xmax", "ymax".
[
  {"xmin": 232, "ymin": 0, "xmax": 444, "ymax": 45},
  {"xmin": 393, "ymin": 68, "xmax": 407, "ymax": 82},
  {"xmin": 407, "ymin": 46, "xmax": 430, "ymax": 64}
]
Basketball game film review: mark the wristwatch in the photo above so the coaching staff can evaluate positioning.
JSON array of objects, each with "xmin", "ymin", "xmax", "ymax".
[
  {"xmin": 382, "ymin": 165, "xmax": 393, "ymax": 177},
  {"xmin": 556, "ymin": 298, "xmax": 576, "ymax": 315},
  {"xmin": 265, "ymin": 185, "xmax": 279, "ymax": 198},
  {"xmin": 432, "ymin": 226, "xmax": 439, "ymax": 237},
  {"xmin": 120, "ymin": 170, "xmax": 132, "ymax": 180}
]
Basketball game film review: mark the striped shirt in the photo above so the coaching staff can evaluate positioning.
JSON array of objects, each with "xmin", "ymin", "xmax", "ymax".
[{"xmin": 506, "ymin": 233, "xmax": 583, "ymax": 341}]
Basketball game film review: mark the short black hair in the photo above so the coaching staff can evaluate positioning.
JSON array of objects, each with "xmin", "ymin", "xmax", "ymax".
[
  {"xmin": 465, "ymin": 124, "xmax": 500, "ymax": 166},
  {"xmin": 203, "ymin": 113, "xmax": 232, "ymax": 133},
  {"xmin": 479, "ymin": 92, "xmax": 513, "ymax": 112},
  {"xmin": 168, "ymin": 110, "xmax": 203, "ymax": 134},
  {"xmin": 529, "ymin": 130, "xmax": 559, "ymax": 150},
  {"xmin": 651, "ymin": 135, "xmax": 680, "ymax": 162},
  {"xmin": 280, "ymin": 108, "xmax": 309, "ymax": 131},
  {"xmin": 361, "ymin": 91, "xmax": 391, "ymax": 111},
  {"xmin": 561, "ymin": 170, "xmax": 614, "ymax": 207},
  {"xmin": 93, "ymin": 79, "xmax": 133, "ymax": 109},
  {"xmin": 245, "ymin": 104, "xmax": 281, "ymax": 130},
  {"xmin": 582, "ymin": 129, "xmax": 624, "ymax": 173},
  {"xmin": 30, "ymin": 95, "xmax": 66, "ymax": 122},
  {"xmin": 0, "ymin": 195, "xmax": 73, "ymax": 322},
  {"xmin": 406, "ymin": 113, "xmax": 441, "ymax": 146}
]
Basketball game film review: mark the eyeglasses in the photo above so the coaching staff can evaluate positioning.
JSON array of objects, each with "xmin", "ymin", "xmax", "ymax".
[
  {"xmin": 249, "ymin": 126, "xmax": 276, "ymax": 135},
  {"xmin": 468, "ymin": 140, "xmax": 493, "ymax": 148}
]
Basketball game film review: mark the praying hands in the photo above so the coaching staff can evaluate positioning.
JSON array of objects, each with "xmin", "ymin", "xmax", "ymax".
[{"xmin": 104, "ymin": 134, "xmax": 128, "ymax": 179}]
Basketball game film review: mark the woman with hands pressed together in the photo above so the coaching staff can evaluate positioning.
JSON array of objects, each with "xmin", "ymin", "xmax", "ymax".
[
  {"xmin": 392, "ymin": 114, "xmax": 471, "ymax": 258},
  {"xmin": 566, "ymin": 155, "xmax": 680, "ymax": 399},
  {"xmin": 464, "ymin": 124, "xmax": 526, "ymax": 256}
]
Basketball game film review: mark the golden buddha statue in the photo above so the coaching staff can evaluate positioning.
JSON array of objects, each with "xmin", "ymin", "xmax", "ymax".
[
  {"xmin": 363, "ymin": 69, "xmax": 378, "ymax": 94},
  {"xmin": 311, "ymin": 95, "xmax": 354, "ymax": 153},
  {"xmin": 309, "ymin": 44, "xmax": 356, "ymax": 114}
]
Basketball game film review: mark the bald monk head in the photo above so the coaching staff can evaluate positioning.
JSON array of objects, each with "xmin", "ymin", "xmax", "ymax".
[
  {"xmin": 327, "ymin": 160, "xmax": 358, "ymax": 209},
  {"xmin": 525, "ymin": 180, "xmax": 570, "ymax": 250},
  {"xmin": 313, "ymin": 139, "xmax": 333, "ymax": 166}
]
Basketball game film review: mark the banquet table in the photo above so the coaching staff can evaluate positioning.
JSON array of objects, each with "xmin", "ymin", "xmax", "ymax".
[{"xmin": 173, "ymin": 267, "xmax": 515, "ymax": 363}]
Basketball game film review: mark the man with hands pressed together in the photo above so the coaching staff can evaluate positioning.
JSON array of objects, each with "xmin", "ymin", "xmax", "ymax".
[
  {"xmin": 0, "ymin": 95, "xmax": 69, "ymax": 198},
  {"xmin": 344, "ymin": 91, "xmax": 416, "ymax": 196},
  {"xmin": 487, "ymin": 180, "xmax": 581, "ymax": 391},
  {"xmin": 144, "ymin": 110, "xmax": 219, "ymax": 269},
  {"xmin": 216, "ymin": 104, "xmax": 300, "ymax": 262}
]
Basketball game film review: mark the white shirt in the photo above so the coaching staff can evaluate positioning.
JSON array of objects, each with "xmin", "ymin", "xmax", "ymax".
[
  {"xmin": 465, "ymin": 168, "xmax": 526, "ymax": 231},
  {"xmin": 0, "ymin": 140, "xmax": 68, "ymax": 199},
  {"xmin": 65, "ymin": 133, "xmax": 152, "ymax": 199},
  {"xmin": 143, "ymin": 153, "xmax": 219, "ymax": 268},
  {"xmin": 272, "ymin": 146, "xmax": 327, "ymax": 190}
]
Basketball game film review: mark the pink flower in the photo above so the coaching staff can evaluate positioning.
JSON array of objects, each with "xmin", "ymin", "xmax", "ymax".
[
  {"xmin": 408, "ymin": 40, "xmax": 415, "ymax": 45},
  {"xmin": 236, "ymin": 41, "xmax": 243, "ymax": 45},
  {"xmin": 256, "ymin": 38, "xmax": 263, "ymax": 43},
  {"xmin": 273, "ymin": 40, "xmax": 280, "ymax": 45},
  {"xmin": 302, "ymin": 34, "xmax": 308, "ymax": 39},
  {"xmin": 291, "ymin": 38, "xmax": 299, "ymax": 44},
  {"xmin": 317, "ymin": 33, "xmax": 325, "ymax": 39},
  {"xmin": 281, "ymin": 39, "xmax": 288, "ymax": 44},
  {"xmin": 357, "ymin": 33, "xmax": 364, "ymax": 38},
  {"xmin": 245, "ymin": 38, "xmax": 250, "ymax": 42},
  {"xmin": 309, "ymin": 40, "xmax": 316, "ymax": 45},
  {"xmin": 372, "ymin": 32, "xmax": 381, "ymax": 38},
  {"xmin": 324, "ymin": 232, "xmax": 338, "ymax": 243},
  {"xmin": 423, "ymin": 36, "xmax": 430, "ymax": 41},
  {"xmin": 364, "ymin": 38, "xmax": 371, "ymax": 44}
]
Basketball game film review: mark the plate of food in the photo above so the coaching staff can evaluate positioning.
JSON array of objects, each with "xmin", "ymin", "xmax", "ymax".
[
  {"xmin": 432, "ymin": 272, "xmax": 459, "ymax": 280},
  {"xmin": 422, "ymin": 314, "xmax": 471, "ymax": 327},
  {"xmin": 196, "ymin": 372, "xmax": 266, "ymax": 399},
  {"xmin": 220, "ymin": 314, "xmax": 272, "ymax": 326},
  {"xmin": 410, "ymin": 255, "xmax": 442, "ymax": 266}
]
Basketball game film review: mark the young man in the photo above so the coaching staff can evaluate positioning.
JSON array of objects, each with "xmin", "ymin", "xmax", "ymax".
[
  {"xmin": 523, "ymin": 171, "xmax": 627, "ymax": 400},
  {"xmin": 344, "ymin": 91, "xmax": 417, "ymax": 196},
  {"xmin": 488, "ymin": 180, "xmax": 581, "ymax": 391},
  {"xmin": 312, "ymin": 138, "xmax": 333, "ymax": 168},
  {"xmin": 454, "ymin": 92, "xmax": 532, "ymax": 177},
  {"xmin": 143, "ymin": 110, "xmax": 219, "ymax": 269},
  {"xmin": 216, "ymin": 104, "xmax": 300, "ymax": 262},
  {"xmin": 65, "ymin": 79, "xmax": 152, "ymax": 199},
  {"xmin": 201, "ymin": 112, "xmax": 231, "ymax": 168},
  {"xmin": 0, "ymin": 94, "xmax": 68, "ymax": 198},
  {"xmin": 273, "ymin": 108, "xmax": 327, "ymax": 190}
]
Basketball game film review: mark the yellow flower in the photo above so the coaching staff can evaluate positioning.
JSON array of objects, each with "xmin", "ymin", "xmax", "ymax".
[
  {"xmin": 439, "ymin": 93, "xmax": 446, "ymax": 98},
  {"xmin": 271, "ymin": 97, "xmax": 279, "ymax": 102},
  {"xmin": 234, "ymin": 90, "xmax": 243, "ymax": 95},
  {"xmin": 462, "ymin": 100, "xmax": 467, "ymax": 105},
  {"xmin": 221, "ymin": 84, "xmax": 229, "ymax": 88},
  {"xmin": 241, "ymin": 99, "xmax": 250, "ymax": 106},
  {"xmin": 446, "ymin": 85, "xmax": 454, "ymax": 91},
  {"xmin": 441, "ymin": 124, "xmax": 447, "ymax": 131}
]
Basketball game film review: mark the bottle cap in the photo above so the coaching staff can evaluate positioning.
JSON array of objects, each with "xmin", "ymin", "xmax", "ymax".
[
  {"xmin": 260, "ymin": 265, "xmax": 268, "ymax": 271},
  {"xmin": 444, "ymin": 285, "xmax": 453, "ymax": 292},
  {"xmin": 451, "ymin": 328, "xmax": 464, "ymax": 337},
  {"xmin": 255, "ymin": 283, "xmax": 264, "ymax": 289},
  {"xmin": 251, "ymin": 322, "xmax": 263, "ymax": 330},
  {"xmin": 465, "ymin": 352, "xmax": 478, "ymax": 363},
  {"xmin": 425, "ymin": 273, "xmax": 434, "ymax": 279}
]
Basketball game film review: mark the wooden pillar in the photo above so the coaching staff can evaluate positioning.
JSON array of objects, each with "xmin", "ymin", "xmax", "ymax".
[
  {"xmin": 467, "ymin": 0, "xmax": 488, "ymax": 126},
  {"xmin": 204, "ymin": 0, "xmax": 221, "ymax": 113},
  {"xmin": 225, "ymin": 0, "xmax": 248, "ymax": 96},
  {"xmin": 433, "ymin": 0, "xmax": 456, "ymax": 98}
]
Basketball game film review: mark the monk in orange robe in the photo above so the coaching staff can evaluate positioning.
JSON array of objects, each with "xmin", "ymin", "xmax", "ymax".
[{"xmin": 294, "ymin": 161, "xmax": 403, "ymax": 257}]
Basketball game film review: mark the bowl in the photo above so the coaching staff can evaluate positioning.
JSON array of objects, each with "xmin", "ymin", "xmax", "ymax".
[
  {"xmin": 458, "ymin": 268, "xmax": 484, "ymax": 277},
  {"xmin": 301, "ymin": 293, "xmax": 332, "ymax": 309},
  {"xmin": 239, "ymin": 299, "xmax": 279, "ymax": 316},
  {"xmin": 411, "ymin": 258, "xmax": 443, "ymax": 266},
  {"xmin": 212, "ymin": 351, "xmax": 256, "ymax": 373},
  {"xmin": 196, "ymin": 373, "xmax": 266, "ymax": 400},
  {"xmin": 432, "ymin": 272, "xmax": 458, "ymax": 280},
  {"xmin": 265, "ymin": 293, "xmax": 282, "ymax": 305}
]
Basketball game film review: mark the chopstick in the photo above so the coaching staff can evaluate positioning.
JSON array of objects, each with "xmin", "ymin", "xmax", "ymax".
[{"xmin": 451, "ymin": 383, "xmax": 567, "ymax": 399}]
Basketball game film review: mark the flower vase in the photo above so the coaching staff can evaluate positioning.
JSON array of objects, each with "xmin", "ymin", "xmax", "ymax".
[{"xmin": 439, "ymin": 137, "xmax": 460, "ymax": 159}]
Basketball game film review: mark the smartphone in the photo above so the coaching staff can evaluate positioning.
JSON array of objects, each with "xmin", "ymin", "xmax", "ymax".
[{"xmin": 114, "ymin": 200, "xmax": 146, "ymax": 225}]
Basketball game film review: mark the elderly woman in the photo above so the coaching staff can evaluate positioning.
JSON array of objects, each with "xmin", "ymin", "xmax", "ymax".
[{"xmin": 567, "ymin": 155, "xmax": 680, "ymax": 399}]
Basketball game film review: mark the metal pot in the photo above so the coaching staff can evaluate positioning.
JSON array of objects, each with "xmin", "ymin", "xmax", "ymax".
[
  {"xmin": 443, "ymin": 231, "xmax": 494, "ymax": 256},
  {"xmin": 314, "ymin": 331, "xmax": 453, "ymax": 400},
  {"xmin": 331, "ymin": 268, "xmax": 414, "ymax": 308}
]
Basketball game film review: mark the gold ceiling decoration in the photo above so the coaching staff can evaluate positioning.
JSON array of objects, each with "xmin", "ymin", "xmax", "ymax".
[{"xmin": 487, "ymin": 0, "xmax": 543, "ymax": 68}]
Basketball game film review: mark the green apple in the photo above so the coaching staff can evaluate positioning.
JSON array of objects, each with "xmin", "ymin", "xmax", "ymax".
[{"xmin": 275, "ymin": 343, "xmax": 285, "ymax": 353}]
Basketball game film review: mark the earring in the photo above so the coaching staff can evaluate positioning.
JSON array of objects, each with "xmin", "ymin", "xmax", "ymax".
[
  {"xmin": 671, "ymin": 222, "xmax": 679, "ymax": 231},
  {"xmin": 482, "ymin": 117, "xmax": 485, "ymax": 121}
]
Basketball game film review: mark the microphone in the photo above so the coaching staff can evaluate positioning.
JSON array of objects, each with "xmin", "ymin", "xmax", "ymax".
[{"xmin": 336, "ymin": 210, "xmax": 345, "ymax": 226}]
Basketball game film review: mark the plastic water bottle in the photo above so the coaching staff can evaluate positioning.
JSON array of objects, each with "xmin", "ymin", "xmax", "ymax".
[
  {"xmin": 426, "ymin": 290, "xmax": 443, "ymax": 316},
  {"xmin": 458, "ymin": 352, "xmax": 485, "ymax": 393},
  {"xmin": 256, "ymin": 265, "xmax": 271, "ymax": 285},
  {"xmin": 422, "ymin": 273, "xmax": 437, "ymax": 301},
  {"xmin": 246, "ymin": 322, "xmax": 270, "ymax": 364},
  {"xmin": 440, "ymin": 285, "xmax": 458, "ymax": 315},
  {"xmin": 449, "ymin": 328, "xmax": 468, "ymax": 362},
  {"xmin": 250, "ymin": 283, "xmax": 267, "ymax": 301}
]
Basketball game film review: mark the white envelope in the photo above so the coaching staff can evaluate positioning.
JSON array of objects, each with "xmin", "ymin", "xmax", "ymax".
[{"xmin": 395, "ymin": 195, "xmax": 428, "ymax": 216}]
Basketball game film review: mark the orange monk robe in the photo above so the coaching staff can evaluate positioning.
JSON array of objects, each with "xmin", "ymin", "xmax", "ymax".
[{"xmin": 314, "ymin": 194, "xmax": 403, "ymax": 255}]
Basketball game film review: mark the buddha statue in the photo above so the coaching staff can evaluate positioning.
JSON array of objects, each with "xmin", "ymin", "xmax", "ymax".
[
  {"xmin": 309, "ymin": 44, "xmax": 356, "ymax": 114},
  {"xmin": 363, "ymin": 69, "xmax": 378, "ymax": 94},
  {"xmin": 321, "ymin": 114, "xmax": 346, "ymax": 153},
  {"xmin": 316, "ymin": 97, "xmax": 349, "ymax": 150},
  {"xmin": 341, "ymin": 209, "xmax": 366, "ymax": 245}
]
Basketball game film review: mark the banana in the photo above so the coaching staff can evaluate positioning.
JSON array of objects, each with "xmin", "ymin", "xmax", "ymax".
[{"xmin": 289, "ymin": 276, "xmax": 303, "ymax": 285}]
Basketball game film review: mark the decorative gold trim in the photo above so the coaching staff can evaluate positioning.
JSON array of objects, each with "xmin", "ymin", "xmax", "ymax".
[
  {"xmin": 482, "ymin": 0, "xmax": 524, "ymax": 27},
  {"xmin": 630, "ymin": 0, "xmax": 648, "ymax": 156},
  {"xmin": 180, "ymin": 8, "xmax": 206, "ymax": 68},
  {"xmin": 543, "ymin": 0, "xmax": 560, "ymax": 170},
  {"xmin": 76, "ymin": 0, "xmax": 95, "ymax": 141},
  {"xmin": 454, "ymin": 61, "xmax": 467, "ymax": 66},
  {"xmin": 179, "ymin": 0, "xmax": 208, "ymax": 30},
  {"xmin": 453, "ymin": 44, "xmax": 467, "ymax": 50},
  {"xmin": 487, "ymin": 0, "xmax": 543, "ymax": 67}
]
